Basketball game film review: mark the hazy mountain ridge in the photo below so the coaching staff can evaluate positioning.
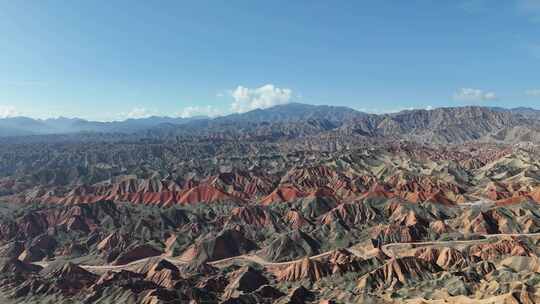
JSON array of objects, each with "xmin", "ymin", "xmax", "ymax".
[
  {"xmin": 376, "ymin": 106, "xmax": 535, "ymax": 143},
  {"xmin": 1, "ymin": 103, "xmax": 540, "ymax": 144},
  {"xmin": 2, "ymin": 107, "xmax": 540, "ymax": 304},
  {"xmin": 490, "ymin": 106, "xmax": 540, "ymax": 120},
  {"xmin": 0, "ymin": 115, "xmax": 208, "ymax": 137},
  {"xmin": 139, "ymin": 104, "xmax": 540, "ymax": 144}
]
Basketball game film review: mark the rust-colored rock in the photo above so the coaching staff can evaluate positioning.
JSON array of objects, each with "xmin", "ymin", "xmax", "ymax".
[
  {"xmin": 261, "ymin": 186, "xmax": 306, "ymax": 205},
  {"xmin": 145, "ymin": 259, "xmax": 181, "ymax": 288},
  {"xmin": 276, "ymin": 257, "xmax": 331, "ymax": 282},
  {"xmin": 357, "ymin": 257, "xmax": 443, "ymax": 291},
  {"xmin": 469, "ymin": 238, "xmax": 532, "ymax": 260}
]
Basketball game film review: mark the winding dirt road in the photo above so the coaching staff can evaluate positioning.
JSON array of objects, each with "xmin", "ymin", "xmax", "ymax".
[
  {"xmin": 78, "ymin": 248, "xmax": 346, "ymax": 272},
  {"xmin": 37, "ymin": 231, "xmax": 540, "ymax": 273},
  {"xmin": 381, "ymin": 232, "xmax": 540, "ymax": 258}
]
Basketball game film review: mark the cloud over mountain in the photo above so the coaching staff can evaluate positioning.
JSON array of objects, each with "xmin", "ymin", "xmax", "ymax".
[
  {"xmin": 231, "ymin": 84, "xmax": 292, "ymax": 113},
  {"xmin": 453, "ymin": 88, "xmax": 497, "ymax": 102},
  {"xmin": 122, "ymin": 108, "xmax": 157, "ymax": 119},
  {"xmin": 178, "ymin": 105, "xmax": 222, "ymax": 118},
  {"xmin": 0, "ymin": 105, "xmax": 19, "ymax": 118}
]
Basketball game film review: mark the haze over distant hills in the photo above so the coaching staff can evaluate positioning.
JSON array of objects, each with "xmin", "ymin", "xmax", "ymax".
[
  {"xmin": 1, "ymin": 103, "xmax": 539, "ymax": 144},
  {"xmin": 0, "ymin": 115, "xmax": 207, "ymax": 137}
]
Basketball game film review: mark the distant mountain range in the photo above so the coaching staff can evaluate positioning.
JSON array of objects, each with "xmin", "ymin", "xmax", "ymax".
[
  {"xmin": 1, "ymin": 103, "xmax": 540, "ymax": 144},
  {"xmin": 490, "ymin": 106, "xmax": 540, "ymax": 119},
  {"xmin": 148, "ymin": 103, "xmax": 540, "ymax": 144},
  {"xmin": 0, "ymin": 115, "xmax": 207, "ymax": 137}
]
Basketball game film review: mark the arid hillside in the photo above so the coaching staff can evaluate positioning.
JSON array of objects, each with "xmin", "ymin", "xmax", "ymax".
[{"xmin": 1, "ymin": 105, "xmax": 540, "ymax": 303}]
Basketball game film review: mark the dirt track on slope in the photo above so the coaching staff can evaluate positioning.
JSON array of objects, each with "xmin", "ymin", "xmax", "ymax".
[{"xmin": 34, "ymin": 232, "xmax": 540, "ymax": 273}]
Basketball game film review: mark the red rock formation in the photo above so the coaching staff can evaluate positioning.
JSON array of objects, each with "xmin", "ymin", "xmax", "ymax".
[
  {"xmin": 436, "ymin": 247, "xmax": 468, "ymax": 269},
  {"xmin": 469, "ymin": 238, "xmax": 532, "ymax": 260},
  {"xmin": 529, "ymin": 187, "xmax": 540, "ymax": 204},
  {"xmin": 414, "ymin": 247, "xmax": 439, "ymax": 262},
  {"xmin": 38, "ymin": 177, "xmax": 250, "ymax": 206},
  {"xmin": 387, "ymin": 205, "xmax": 427, "ymax": 227},
  {"xmin": 164, "ymin": 234, "xmax": 178, "ymax": 257},
  {"xmin": 228, "ymin": 206, "xmax": 277, "ymax": 227},
  {"xmin": 462, "ymin": 211, "xmax": 501, "ymax": 234},
  {"xmin": 177, "ymin": 184, "xmax": 244, "ymax": 205},
  {"xmin": 306, "ymin": 186, "xmax": 337, "ymax": 200},
  {"xmin": 360, "ymin": 182, "xmax": 394, "ymax": 200},
  {"xmin": 281, "ymin": 165, "xmax": 345, "ymax": 191},
  {"xmin": 205, "ymin": 170, "xmax": 275, "ymax": 198},
  {"xmin": 284, "ymin": 210, "xmax": 310, "ymax": 229},
  {"xmin": 496, "ymin": 196, "xmax": 529, "ymax": 206},
  {"xmin": 97, "ymin": 231, "xmax": 124, "ymax": 252},
  {"xmin": 320, "ymin": 202, "xmax": 378, "ymax": 226},
  {"xmin": 357, "ymin": 257, "xmax": 442, "ymax": 291},
  {"xmin": 430, "ymin": 220, "xmax": 450, "ymax": 235},
  {"xmin": 371, "ymin": 223, "xmax": 425, "ymax": 246},
  {"xmin": 326, "ymin": 249, "xmax": 379, "ymax": 275},
  {"xmin": 261, "ymin": 186, "xmax": 306, "ymax": 205},
  {"xmin": 388, "ymin": 173, "xmax": 462, "ymax": 205},
  {"xmin": 276, "ymin": 257, "xmax": 331, "ymax": 282},
  {"xmin": 486, "ymin": 182, "xmax": 513, "ymax": 201},
  {"xmin": 145, "ymin": 259, "xmax": 181, "ymax": 288}
]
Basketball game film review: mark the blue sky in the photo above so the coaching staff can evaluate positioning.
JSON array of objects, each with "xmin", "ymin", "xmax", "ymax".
[{"xmin": 1, "ymin": 0, "xmax": 539, "ymax": 120}]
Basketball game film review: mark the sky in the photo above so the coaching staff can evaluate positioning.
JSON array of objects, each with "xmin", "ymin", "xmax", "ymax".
[{"xmin": 0, "ymin": 0, "xmax": 539, "ymax": 121}]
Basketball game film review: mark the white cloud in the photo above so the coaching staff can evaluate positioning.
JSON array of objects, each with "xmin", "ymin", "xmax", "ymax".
[
  {"xmin": 0, "ymin": 105, "xmax": 19, "ymax": 118},
  {"xmin": 230, "ymin": 84, "xmax": 292, "ymax": 113},
  {"xmin": 526, "ymin": 89, "xmax": 540, "ymax": 96},
  {"xmin": 453, "ymin": 88, "xmax": 497, "ymax": 102},
  {"xmin": 117, "ymin": 105, "xmax": 224, "ymax": 121},
  {"xmin": 356, "ymin": 106, "xmax": 423, "ymax": 114},
  {"xmin": 122, "ymin": 107, "xmax": 157, "ymax": 119},
  {"xmin": 177, "ymin": 105, "xmax": 222, "ymax": 118}
]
